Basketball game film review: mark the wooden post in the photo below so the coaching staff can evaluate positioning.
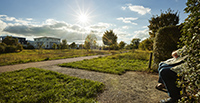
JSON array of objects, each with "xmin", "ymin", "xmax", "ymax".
[{"xmin": 148, "ymin": 52, "xmax": 153, "ymax": 69}]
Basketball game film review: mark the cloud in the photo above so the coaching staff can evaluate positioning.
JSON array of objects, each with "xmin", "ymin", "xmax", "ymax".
[
  {"xmin": 0, "ymin": 15, "xmax": 32, "ymax": 25},
  {"xmin": 0, "ymin": 20, "xmax": 7, "ymax": 33},
  {"xmin": 1, "ymin": 15, "xmax": 116, "ymax": 44},
  {"xmin": 90, "ymin": 22, "xmax": 114, "ymax": 29},
  {"xmin": 132, "ymin": 29, "xmax": 150, "ymax": 40},
  {"xmin": 116, "ymin": 17, "xmax": 138, "ymax": 25},
  {"xmin": 122, "ymin": 26, "xmax": 130, "ymax": 29},
  {"xmin": 122, "ymin": 4, "xmax": 151, "ymax": 15}
]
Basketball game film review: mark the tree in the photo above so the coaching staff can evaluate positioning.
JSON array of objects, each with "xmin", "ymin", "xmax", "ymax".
[
  {"xmin": 125, "ymin": 44, "xmax": 131, "ymax": 50},
  {"xmin": 2, "ymin": 36, "xmax": 18, "ymax": 46},
  {"xmin": 148, "ymin": 8, "xmax": 179, "ymax": 38},
  {"xmin": 1, "ymin": 36, "xmax": 23, "ymax": 53},
  {"xmin": 52, "ymin": 43, "xmax": 57, "ymax": 49},
  {"xmin": 177, "ymin": 0, "xmax": 200, "ymax": 102},
  {"xmin": 118, "ymin": 41, "xmax": 126, "ymax": 49},
  {"xmin": 60, "ymin": 39, "xmax": 68, "ymax": 49},
  {"xmin": 84, "ymin": 33, "xmax": 97, "ymax": 50},
  {"xmin": 69, "ymin": 42, "xmax": 77, "ymax": 49},
  {"xmin": 139, "ymin": 38, "xmax": 153, "ymax": 51},
  {"xmin": 102, "ymin": 30, "xmax": 117, "ymax": 49},
  {"xmin": 130, "ymin": 38, "xmax": 140, "ymax": 49}
]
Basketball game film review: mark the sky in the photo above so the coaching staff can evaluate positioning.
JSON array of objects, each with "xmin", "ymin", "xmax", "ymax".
[{"xmin": 0, "ymin": 0, "xmax": 188, "ymax": 45}]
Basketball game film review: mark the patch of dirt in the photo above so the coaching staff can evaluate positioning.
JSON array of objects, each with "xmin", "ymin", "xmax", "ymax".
[{"xmin": 0, "ymin": 55, "xmax": 169, "ymax": 103}]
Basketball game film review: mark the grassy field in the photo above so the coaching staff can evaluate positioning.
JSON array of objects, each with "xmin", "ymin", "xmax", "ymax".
[
  {"xmin": 0, "ymin": 49, "xmax": 110, "ymax": 66},
  {"xmin": 59, "ymin": 50, "xmax": 151, "ymax": 75},
  {"xmin": 0, "ymin": 68, "xmax": 104, "ymax": 103}
]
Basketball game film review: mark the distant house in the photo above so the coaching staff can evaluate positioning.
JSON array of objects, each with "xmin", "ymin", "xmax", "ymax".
[
  {"xmin": 34, "ymin": 37, "xmax": 60, "ymax": 49},
  {"xmin": 0, "ymin": 36, "xmax": 27, "ymax": 45}
]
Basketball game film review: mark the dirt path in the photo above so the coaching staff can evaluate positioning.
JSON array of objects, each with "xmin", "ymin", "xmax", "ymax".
[{"xmin": 0, "ymin": 55, "xmax": 168, "ymax": 103}]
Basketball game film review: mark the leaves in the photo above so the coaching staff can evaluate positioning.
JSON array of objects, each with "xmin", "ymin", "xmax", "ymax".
[
  {"xmin": 178, "ymin": 0, "xmax": 200, "ymax": 102},
  {"xmin": 102, "ymin": 30, "xmax": 117, "ymax": 46}
]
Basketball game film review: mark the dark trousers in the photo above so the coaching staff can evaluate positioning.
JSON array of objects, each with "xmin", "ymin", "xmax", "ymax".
[{"xmin": 158, "ymin": 63, "xmax": 181, "ymax": 100}]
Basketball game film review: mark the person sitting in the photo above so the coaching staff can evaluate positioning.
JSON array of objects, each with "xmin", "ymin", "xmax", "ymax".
[
  {"xmin": 155, "ymin": 46, "xmax": 188, "ymax": 103},
  {"xmin": 156, "ymin": 50, "xmax": 181, "ymax": 90}
]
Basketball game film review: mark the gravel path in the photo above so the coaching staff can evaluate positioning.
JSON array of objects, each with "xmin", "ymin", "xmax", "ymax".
[{"xmin": 0, "ymin": 55, "xmax": 168, "ymax": 103}]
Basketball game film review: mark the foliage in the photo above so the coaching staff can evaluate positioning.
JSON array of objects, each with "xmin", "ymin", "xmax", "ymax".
[
  {"xmin": 125, "ymin": 44, "xmax": 132, "ymax": 50},
  {"xmin": 69, "ymin": 42, "xmax": 77, "ymax": 49},
  {"xmin": 59, "ymin": 50, "xmax": 150, "ymax": 75},
  {"xmin": 152, "ymin": 25, "xmax": 181, "ymax": 70},
  {"xmin": 118, "ymin": 41, "xmax": 126, "ymax": 49},
  {"xmin": 148, "ymin": 8, "xmax": 179, "ymax": 38},
  {"xmin": 24, "ymin": 42, "xmax": 35, "ymax": 49},
  {"xmin": 60, "ymin": 39, "xmax": 68, "ymax": 49},
  {"xmin": 84, "ymin": 33, "xmax": 97, "ymax": 50},
  {"xmin": 0, "ymin": 68, "xmax": 104, "ymax": 103},
  {"xmin": 2, "ymin": 36, "xmax": 18, "ymax": 45},
  {"xmin": 1, "ymin": 36, "xmax": 23, "ymax": 53},
  {"xmin": 177, "ymin": 0, "xmax": 200, "ymax": 102},
  {"xmin": 102, "ymin": 30, "xmax": 117, "ymax": 47},
  {"xmin": 130, "ymin": 38, "xmax": 141, "ymax": 49},
  {"xmin": 52, "ymin": 43, "xmax": 57, "ymax": 49},
  {"xmin": 110, "ymin": 43, "xmax": 119, "ymax": 50},
  {"xmin": 139, "ymin": 38, "xmax": 153, "ymax": 51},
  {"xmin": 0, "ymin": 49, "xmax": 110, "ymax": 66}
]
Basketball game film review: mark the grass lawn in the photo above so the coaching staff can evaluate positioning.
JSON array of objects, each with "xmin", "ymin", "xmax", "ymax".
[
  {"xmin": 0, "ymin": 49, "xmax": 109, "ymax": 66},
  {"xmin": 59, "ymin": 50, "xmax": 151, "ymax": 75},
  {"xmin": 0, "ymin": 68, "xmax": 104, "ymax": 103}
]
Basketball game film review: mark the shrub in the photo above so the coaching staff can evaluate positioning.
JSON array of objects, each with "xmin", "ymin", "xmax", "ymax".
[
  {"xmin": 0, "ymin": 45, "xmax": 5, "ymax": 53},
  {"xmin": 16, "ymin": 44, "xmax": 23, "ymax": 51},
  {"xmin": 5, "ymin": 45, "xmax": 17, "ymax": 53},
  {"xmin": 139, "ymin": 38, "xmax": 153, "ymax": 51},
  {"xmin": 0, "ymin": 43, "xmax": 6, "ymax": 53},
  {"xmin": 152, "ymin": 25, "xmax": 181, "ymax": 70},
  {"xmin": 177, "ymin": 0, "xmax": 200, "ymax": 102},
  {"xmin": 1, "ymin": 36, "xmax": 23, "ymax": 53}
]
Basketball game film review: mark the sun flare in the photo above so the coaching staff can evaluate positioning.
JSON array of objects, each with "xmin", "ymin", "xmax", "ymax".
[{"xmin": 78, "ymin": 13, "xmax": 89, "ymax": 24}]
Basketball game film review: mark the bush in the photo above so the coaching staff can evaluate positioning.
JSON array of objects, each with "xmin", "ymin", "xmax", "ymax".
[
  {"xmin": 5, "ymin": 45, "xmax": 17, "ymax": 53},
  {"xmin": 0, "ymin": 43, "xmax": 6, "ymax": 53},
  {"xmin": 1, "ymin": 36, "xmax": 24, "ymax": 53},
  {"xmin": 139, "ymin": 38, "xmax": 153, "ymax": 51},
  {"xmin": 152, "ymin": 25, "xmax": 181, "ymax": 70},
  {"xmin": 110, "ymin": 44, "xmax": 119, "ymax": 50},
  {"xmin": 16, "ymin": 44, "xmax": 23, "ymax": 51},
  {"xmin": 177, "ymin": 0, "xmax": 200, "ymax": 102},
  {"xmin": 0, "ymin": 45, "xmax": 5, "ymax": 53}
]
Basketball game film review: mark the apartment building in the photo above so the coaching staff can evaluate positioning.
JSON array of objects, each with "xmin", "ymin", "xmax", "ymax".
[{"xmin": 34, "ymin": 37, "xmax": 60, "ymax": 49}]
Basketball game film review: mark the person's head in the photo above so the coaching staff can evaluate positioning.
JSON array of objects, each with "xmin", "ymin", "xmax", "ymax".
[{"xmin": 172, "ymin": 50, "xmax": 178, "ymax": 58}]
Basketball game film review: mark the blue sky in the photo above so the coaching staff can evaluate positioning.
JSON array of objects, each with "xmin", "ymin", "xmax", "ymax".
[{"xmin": 0, "ymin": 0, "xmax": 188, "ymax": 45}]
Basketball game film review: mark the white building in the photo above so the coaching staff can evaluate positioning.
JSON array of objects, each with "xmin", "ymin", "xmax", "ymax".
[{"xmin": 34, "ymin": 37, "xmax": 60, "ymax": 49}]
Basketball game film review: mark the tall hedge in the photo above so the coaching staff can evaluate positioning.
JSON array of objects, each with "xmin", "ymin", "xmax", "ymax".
[
  {"xmin": 152, "ymin": 25, "xmax": 181, "ymax": 70},
  {"xmin": 177, "ymin": 0, "xmax": 200, "ymax": 102}
]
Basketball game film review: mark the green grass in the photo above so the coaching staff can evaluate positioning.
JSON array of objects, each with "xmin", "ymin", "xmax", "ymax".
[
  {"xmin": 59, "ymin": 50, "xmax": 151, "ymax": 75},
  {"xmin": 0, "ymin": 49, "xmax": 110, "ymax": 66},
  {"xmin": 0, "ymin": 68, "xmax": 104, "ymax": 103}
]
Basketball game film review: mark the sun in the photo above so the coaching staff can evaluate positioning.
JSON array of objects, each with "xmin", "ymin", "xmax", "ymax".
[
  {"xmin": 78, "ymin": 13, "xmax": 89, "ymax": 24},
  {"xmin": 70, "ymin": 1, "xmax": 95, "ymax": 26}
]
